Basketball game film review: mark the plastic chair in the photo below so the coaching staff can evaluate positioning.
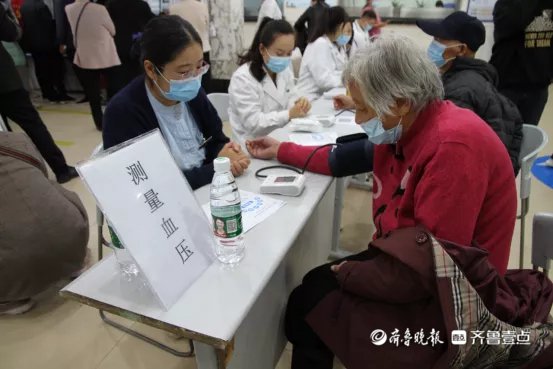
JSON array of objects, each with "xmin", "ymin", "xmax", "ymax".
[
  {"xmin": 518, "ymin": 124, "xmax": 548, "ymax": 268},
  {"xmin": 0, "ymin": 115, "xmax": 8, "ymax": 132},
  {"xmin": 90, "ymin": 143, "xmax": 194, "ymax": 357},
  {"xmin": 207, "ymin": 93, "xmax": 229, "ymax": 123},
  {"xmin": 531, "ymin": 213, "xmax": 553, "ymax": 274}
]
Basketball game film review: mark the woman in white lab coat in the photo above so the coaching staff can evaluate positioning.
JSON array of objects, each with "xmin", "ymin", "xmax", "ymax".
[
  {"xmin": 229, "ymin": 18, "xmax": 311, "ymax": 148},
  {"xmin": 256, "ymin": 0, "xmax": 282, "ymax": 30},
  {"xmin": 297, "ymin": 6, "xmax": 351, "ymax": 101}
]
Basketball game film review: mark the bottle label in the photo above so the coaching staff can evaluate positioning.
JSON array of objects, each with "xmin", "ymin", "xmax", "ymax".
[
  {"xmin": 108, "ymin": 226, "xmax": 125, "ymax": 249},
  {"xmin": 211, "ymin": 204, "xmax": 243, "ymax": 239}
]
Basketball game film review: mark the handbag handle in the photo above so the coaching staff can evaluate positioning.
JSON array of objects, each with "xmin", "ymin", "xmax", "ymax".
[
  {"xmin": 0, "ymin": 144, "xmax": 48, "ymax": 177},
  {"xmin": 73, "ymin": 1, "xmax": 91, "ymax": 50}
]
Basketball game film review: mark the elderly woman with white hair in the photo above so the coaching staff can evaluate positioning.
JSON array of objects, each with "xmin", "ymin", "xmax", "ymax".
[{"xmin": 246, "ymin": 36, "xmax": 521, "ymax": 368}]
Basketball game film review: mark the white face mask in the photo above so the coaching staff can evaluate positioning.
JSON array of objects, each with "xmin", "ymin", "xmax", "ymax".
[{"xmin": 361, "ymin": 116, "xmax": 403, "ymax": 145}]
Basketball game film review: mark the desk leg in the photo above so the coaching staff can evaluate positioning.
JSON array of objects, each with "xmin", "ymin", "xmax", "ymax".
[
  {"xmin": 194, "ymin": 182, "xmax": 335, "ymax": 369},
  {"xmin": 195, "ymin": 342, "xmax": 227, "ymax": 369},
  {"xmin": 330, "ymin": 177, "xmax": 352, "ymax": 260}
]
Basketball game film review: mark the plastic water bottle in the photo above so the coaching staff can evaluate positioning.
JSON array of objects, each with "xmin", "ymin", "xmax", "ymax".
[
  {"xmin": 107, "ymin": 222, "xmax": 141, "ymax": 283},
  {"xmin": 210, "ymin": 157, "xmax": 245, "ymax": 264}
]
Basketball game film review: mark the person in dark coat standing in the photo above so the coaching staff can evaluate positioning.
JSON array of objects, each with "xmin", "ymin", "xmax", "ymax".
[
  {"xmin": 20, "ymin": 0, "xmax": 73, "ymax": 102},
  {"xmin": 294, "ymin": 0, "xmax": 328, "ymax": 53},
  {"xmin": 106, "ymin": 0, "xmax": 153, "ymax": 88},
  {"xmin": 0, "ymin": 1, "xmax": 77, "ymax": 183},
  {"xmin": 490, "ymin": 0, "xmax": 553, "ymax": 126},
  {"xmin": 418, "ymin": 11, "xmax": 524, "ymax": 175}
]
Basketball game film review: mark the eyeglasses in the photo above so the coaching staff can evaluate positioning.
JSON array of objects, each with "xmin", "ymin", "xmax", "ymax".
[{"xmin": 157, "ymin": 61, "xmax": 210, "ymax": 81}]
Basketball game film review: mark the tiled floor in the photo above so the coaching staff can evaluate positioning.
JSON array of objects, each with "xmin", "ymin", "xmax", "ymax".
[{"xmin": 1, "ymin": 90, "xmax": 552, "ymax": 369}]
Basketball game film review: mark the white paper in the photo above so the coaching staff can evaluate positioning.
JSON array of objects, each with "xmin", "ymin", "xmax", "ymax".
[
  {"xmin": 77, "ymin": 130, "xmax": 215, "ymax": 310},
  {"xmin": 323, "ymin": 87, "xmax": 347, "ymax": 99},
  {"xmin": 203, "ymin": 191, "xmax": 286, "ymax": 234},
  {"xmin": 335, "ymin": 116, "xmax": 356, "ymax": 125},
  {"xmin": 289, "ymin": 132, "xmax": 338, "ymax": 146}
]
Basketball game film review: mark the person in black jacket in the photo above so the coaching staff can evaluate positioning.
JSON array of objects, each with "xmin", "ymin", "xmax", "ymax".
[
  {"xmin": 418, "ymin": 11, "xmax": 523, "ymax": 175},
  {"xmin": 0, "ymin": 1, "xmax": 78, "ymax": 183},
  {"xmin": 20, "ymin": 0, "xmax": 73, "ymax": 102},
  {"xmin": 103, "ymin": 16, "xmax": 249, "ymax": 190},
  {"xmin": 294, "ymin": 0, "xmax": 328, "ymax": 53},
  {"xmin": 106, "ymin": 0, "xmax": 154, "ymax": 88},
  {"xmin": 490, "ymin": 0, "xmax": 553, "ymax": 126}
]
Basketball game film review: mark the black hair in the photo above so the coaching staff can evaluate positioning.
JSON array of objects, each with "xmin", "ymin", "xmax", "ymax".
[
  {"xmin": 238, "ymin": 17, "xmax": 295, "ymax": 82},
  {"xmin": 308, "ymin": 6, "xmax": 349, "ymax": 44},
  {"xmin": 140, "ymin": 15, "xmax": 202, "ymax": 72},
  {"xmin": 435, "ymin": 0, "xmax": 444, "ymax": 6},
  {"xmin": 361, "ymin": 9, "xmax": 377, "ymax": 19}
]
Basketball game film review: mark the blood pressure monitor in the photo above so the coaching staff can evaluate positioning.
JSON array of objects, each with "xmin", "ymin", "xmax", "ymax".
[{"xmin": 260, "ymin": 174, "xmax": 306, "ymax": 197}]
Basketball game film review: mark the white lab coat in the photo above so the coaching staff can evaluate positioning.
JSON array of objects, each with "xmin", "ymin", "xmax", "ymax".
[
  {"xmin": 350, "ymin": 20, "xmax": 370, "ymax": 59},
  {"xmin": 229, "ymin": 63, "xmax": 298, "ymax": 148},
  {"xmin": 297, "ymin": 36, "xmax": 347, "ymax": 101},
  {"xmin": 256, "ymin": 0, "xmax": 282, "ymax": 29}
]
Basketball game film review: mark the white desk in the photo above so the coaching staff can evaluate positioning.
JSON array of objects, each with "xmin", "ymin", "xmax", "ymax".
[{"xmin": 62, "ymin": 157, "xmax": 337, "ymax": 369}]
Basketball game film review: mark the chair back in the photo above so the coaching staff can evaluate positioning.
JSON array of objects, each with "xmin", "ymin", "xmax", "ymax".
[
  {"xmin": 519, "ymin": 124, "xmax": 548, "ymax": 199},
  {"xmin": 207, "ymin": 93, "xmax": 230, "ymax": 123}
]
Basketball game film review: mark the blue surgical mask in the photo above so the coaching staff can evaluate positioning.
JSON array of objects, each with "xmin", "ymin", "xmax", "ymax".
[
  {"xmin": 427, "ymin": 40, "xmax": 459, "ymax": 68},
  {"xmin": 361, "ymin": 116, "xmax": 403, "ymax": 145},
  {"xmin": 154, "ymin": 66, "xmax": 202, "ymax": 102},
  {"xmin": 336, "ymin": 34, "xmax": 351, "ymax": 47},
  {"xmin": 265, "ymin": 52, "xmax": 291, "ymax": 74},
  {"xmin": 364, "ymin": 24, "xmax": 373, "ymax": 32}
]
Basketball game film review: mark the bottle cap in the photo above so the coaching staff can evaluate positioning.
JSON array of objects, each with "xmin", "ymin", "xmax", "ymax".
[{"xmin": 214, "ymin": 157, "xmax": 231, "ymax": 172}]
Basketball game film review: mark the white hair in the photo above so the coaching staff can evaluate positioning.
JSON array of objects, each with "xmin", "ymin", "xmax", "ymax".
[{"xmin": 343, "ymin": 34, "xmax": 444, "ymax": 118}]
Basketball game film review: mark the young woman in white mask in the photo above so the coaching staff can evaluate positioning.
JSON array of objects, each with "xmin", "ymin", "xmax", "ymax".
[
  {"xmin": 229, "ymin": 18, "xmax": 311, "ymax": 148},
  {"xmin": 103, "ymin": 16, "xmax": 250, "ymax": 190},
  {"xmin": 297, "ymin": 6, "xmax": 351, "ymax": 101}
]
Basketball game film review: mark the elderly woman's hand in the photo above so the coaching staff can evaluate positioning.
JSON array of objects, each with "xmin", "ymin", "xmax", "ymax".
[
  {"xmin": 333, "ymin": 95, "xmax": 355, "ymax": 110},
  {"xmin": 246, "ymin": 137, "xmax": 281, "ymax": 160}
]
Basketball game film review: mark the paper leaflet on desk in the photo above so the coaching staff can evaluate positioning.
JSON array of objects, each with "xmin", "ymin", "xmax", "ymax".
[
  {"xmin": 76, "ymin": 130, "xmax": 215, "ymax": 311},
  {"xmin": 289, "ymin": 132, "xmax": 338, "ymax": 146},
  {"xmin": 202, "ymin": 191, "xmax": 286, "ymax": 234}
]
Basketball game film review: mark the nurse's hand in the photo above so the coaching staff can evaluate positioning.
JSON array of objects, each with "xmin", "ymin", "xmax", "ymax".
[
  {"xmin": 289, "ymin": 100, "xmax": 310, "ymax": 119},
  {"xmin": 294, "ymin": 97, "xmax": 311, "ymax": 114},
  {"xmin": 246, "ymin": 137, "xmax": 281, "ymax": 160},
  {"xmin": 218, "ymin": 142, "xmax": 248, "ymax": 161},
  {"xmin": 333, "ymin": 95, "xmax": 355, "ymax": 110},
  {"xmin": 231, "ymin": 159, "xmax": 248, "ymax": 177}
]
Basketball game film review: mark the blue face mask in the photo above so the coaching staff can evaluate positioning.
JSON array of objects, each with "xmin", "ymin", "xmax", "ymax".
[
  {"xmin": 361, "ymin": 116, "xmax": 403, "ymax": 145},
  {"xmin": 336, "ymin": 34, "xmax": 351, "ymax": 47},
  {"xmin": 364, "ymin": 24, "xmax": 373, "ymax": 32},
  {"xmin": 427, "ymin": 40, "xmax": 460, "ymax": 68},
  {"xmin": 154, "ymin": 66, "xmax": 202, "ymax": 102},
  {"xmin": 265, "ymin": 52, "xmax": 291, "ymax": 74}
]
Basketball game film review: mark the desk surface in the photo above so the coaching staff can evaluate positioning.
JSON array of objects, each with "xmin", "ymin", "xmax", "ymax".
[
  {"xmin": 62, "ymin": 157, "xmax": 334, "ymax": 345},
  {"xmin": 62, "ymin": 99, "xmax": 360, "ymax": 348}
]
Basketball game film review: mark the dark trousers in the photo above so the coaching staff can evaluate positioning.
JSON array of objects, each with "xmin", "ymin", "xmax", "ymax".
[
  {"xmin": 32, "ymin": 49, "xmax": 67, "ymax": 100},
  {"xmin": 73, "ymin": 65, "xmax": 123, "ymax": 130},
  {"xmin": 285, "ymin": 248, "xmax": 379, "ymax": 369},
  {"xmin": 202, "ymin": 52, "xmax": 213, "ymax": 94},
  {"xmin": 500, "ymin": 86, "xmax": 549, "ymax": 125},
  {"xmin": 0, "ymin": 89, "xmax": 68, "ymax": 176}
]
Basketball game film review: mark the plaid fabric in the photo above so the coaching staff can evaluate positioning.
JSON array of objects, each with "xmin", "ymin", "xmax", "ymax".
[{"xmin": 431, "ymin": 236, "xmax": 553, "ymax": 368}]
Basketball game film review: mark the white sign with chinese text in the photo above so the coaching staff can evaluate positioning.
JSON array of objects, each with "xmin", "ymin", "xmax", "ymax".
[{"xmin": 77, "ymin": 130, "xmax": 215, "ymax": 310}]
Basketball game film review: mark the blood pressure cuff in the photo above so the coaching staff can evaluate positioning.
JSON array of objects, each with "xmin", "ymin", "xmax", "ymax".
[{"xmin": 328, "ymin": 133, "xmax": 374, "ymax": 177}]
